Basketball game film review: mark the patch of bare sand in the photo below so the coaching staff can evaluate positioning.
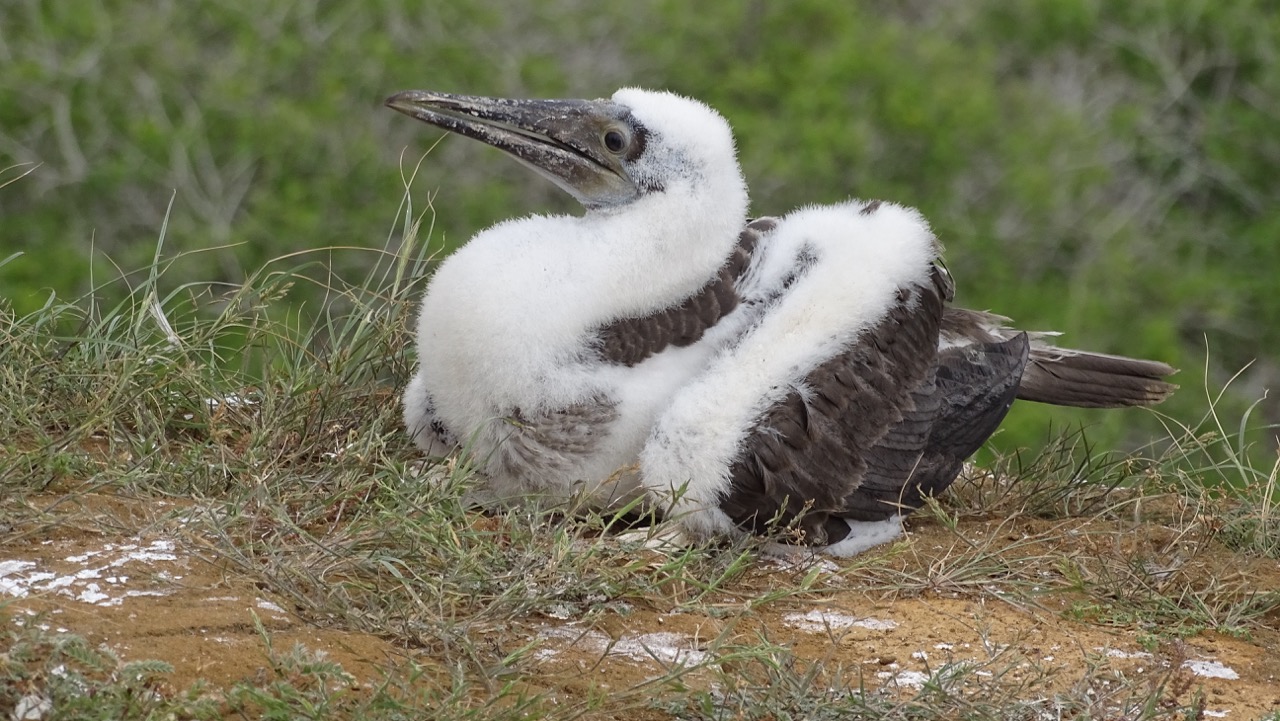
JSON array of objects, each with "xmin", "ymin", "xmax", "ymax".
[
  {"xmin": 523, "ymin": 518, "xmax": 1280, "ymax": 719},
  {"xmin": 524, "ymin": 597, "xmax": 1280, "ymax": 718},
  {"xmin": 2, "ymin": 493, "xmax": 402, "ymax": 692}
]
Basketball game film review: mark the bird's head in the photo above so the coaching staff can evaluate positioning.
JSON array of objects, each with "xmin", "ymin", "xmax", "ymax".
[{"xmin": 385, "ymin": 87, "xmax": 741, "ymax": 212}]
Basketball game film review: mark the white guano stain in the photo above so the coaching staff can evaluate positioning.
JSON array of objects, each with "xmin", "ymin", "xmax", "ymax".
[
  {"xmin": 0, "ymin": 539, "xmax": 181, "ymax": 607},
  {"xmin": 1182, "ymin": 659, "xmax": 1239, "ymax": 680},
  {"xmin": 782, "ymin": 609, "xmax": 898, "ymax": 633},
  {"xmin": 533, "ymin": 625, "xmax": 708, "ymax": 666},
  {"xmin": 876, "ymin": 669, "xmax": 930, "ymax": 688}
]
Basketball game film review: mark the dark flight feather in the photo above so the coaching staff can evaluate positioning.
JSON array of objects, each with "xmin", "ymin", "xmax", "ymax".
[{"xmin": 719, "ymin": 265, "xmax": 953, "ymax": 545}]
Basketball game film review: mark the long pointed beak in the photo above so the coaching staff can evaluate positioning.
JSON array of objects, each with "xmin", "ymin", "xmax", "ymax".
[{"xmin": 386, "ymin": 90, "xmax": 640, "ymax": 209}]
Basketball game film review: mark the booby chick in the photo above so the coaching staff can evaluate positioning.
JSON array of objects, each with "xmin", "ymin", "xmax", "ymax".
[{"xmin": 386, "ymin": 88, "xmax": 1177, "ymax": 556}]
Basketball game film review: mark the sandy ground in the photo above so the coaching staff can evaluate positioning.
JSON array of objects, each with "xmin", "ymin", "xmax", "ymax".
[{"xmin": 3, "ymin": 492, "xmax": 1279, "ymax": 718}]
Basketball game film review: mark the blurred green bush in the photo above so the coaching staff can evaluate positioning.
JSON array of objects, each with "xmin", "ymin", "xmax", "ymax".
[{"xmin": 2, "ymin": 0, "xmax": 1276, "ymax": 453}]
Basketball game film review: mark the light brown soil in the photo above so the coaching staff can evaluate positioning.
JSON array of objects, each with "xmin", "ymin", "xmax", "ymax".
[
  {"xmin": 4, "ymin": 492, "xmax": 1279, "ymax": 718},
  {"xmin": 1, "ymin": 494, "xmax": 403, "ymax": 692}
]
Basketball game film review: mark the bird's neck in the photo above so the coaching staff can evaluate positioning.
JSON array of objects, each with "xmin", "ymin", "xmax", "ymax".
[
  {"xmin": 579, "ymin": 187, "xmax": 746, "ymax": 316},
  {"xmin": 416, "ymin": 178, "xmax": 747, "ymax": 417},
  {"xmin": 420, "ymin": 178, "xmax": 747, "ymax": 382}
]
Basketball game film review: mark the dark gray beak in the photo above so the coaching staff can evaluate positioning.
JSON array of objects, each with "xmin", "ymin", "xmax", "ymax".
[{"xmin": 386, "ymin": 90, "xmax": 641, "ymax": 209}]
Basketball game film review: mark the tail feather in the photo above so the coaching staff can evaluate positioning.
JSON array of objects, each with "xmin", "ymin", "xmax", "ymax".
[
  {"xmin": 940, "ymin": 308, "xmax": 1177, "ymax": 409},
  {"xmin": 1017, "ymin": 346, "xmax": 1178, "ymax": 408}
]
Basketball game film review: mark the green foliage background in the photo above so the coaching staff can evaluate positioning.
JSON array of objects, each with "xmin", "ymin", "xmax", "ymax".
[{"xmin": 2, "ymin": 0, "xmax": 1277, "ymax": 453}]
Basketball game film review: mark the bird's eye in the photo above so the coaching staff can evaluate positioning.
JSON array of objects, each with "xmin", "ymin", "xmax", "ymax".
[{"xmin": 603, "ymin": 129, "xmax": 628, "ymax": 153}]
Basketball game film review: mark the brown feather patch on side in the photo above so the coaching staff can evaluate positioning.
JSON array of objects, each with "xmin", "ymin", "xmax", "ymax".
[
  {"xmin": 718, "ymin": 265, "xmax": 949, "ymax": 546},
  {"xmin": 593, "ymin": 218, "xmax": 776, "ymax": 367},
  {"xmin": 841, "ymin": 333, "xmax": 1029, "ymax": 522}
]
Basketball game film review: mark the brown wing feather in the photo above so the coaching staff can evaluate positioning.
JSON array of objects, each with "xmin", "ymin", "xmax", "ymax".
[
  {"xmin": 718, "ymin": 265, "xmax": 949, "ymax": 545},
  {"xmin": 841, "ymin": 333, "xmax": 1029, "ymax": 522},
  {"xmin": 594, "ymin": 218, "xmax": 775, "ymax": 366}
]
